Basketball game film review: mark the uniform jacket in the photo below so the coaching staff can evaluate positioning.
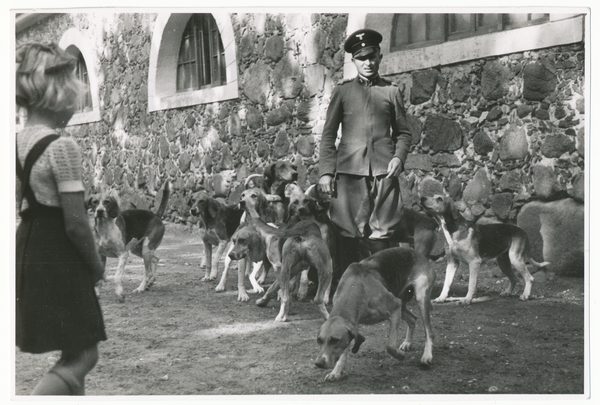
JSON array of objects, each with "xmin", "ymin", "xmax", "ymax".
[{"xmin": 318, "ymin": 75, "xmax": 413, "ymax": 178}]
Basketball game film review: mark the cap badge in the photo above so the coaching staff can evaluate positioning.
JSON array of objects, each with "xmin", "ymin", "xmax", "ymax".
[{"xmin": 356, "ymin": 33, "xmax": 365, "ymax": 40}]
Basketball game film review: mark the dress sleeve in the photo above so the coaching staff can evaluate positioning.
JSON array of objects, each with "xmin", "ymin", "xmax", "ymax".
[{"xmin": 48, "ymin": 137, "xmax": 85, "ymax": 194}]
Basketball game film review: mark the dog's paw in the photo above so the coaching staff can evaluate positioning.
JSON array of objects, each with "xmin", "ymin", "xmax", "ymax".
[
  {"xmin": 249, "ymin": 286, "xmax": 264, "ymax": 294},
  {"xmin": 324, "ymin": 371, "xmax": 343, "ymax": 382},
  {"xmin": 519, "ymin": 293, "xmax": 530, "ymax": 301},
  {"xmin": 420, "ymin": 353, "xmax": 433, "ymax": 366},
  {"xmin": 275, "ymin": 314, "xmax": 287, "ymax": 322},
  {"xmin": 215, "ymin": 284, "xmax": 226, "ymax": 292},
  {"xmin": 256, "ymin": 297, "xmax": 269, "ymax": 307},
  {"xmin": 238, "ymin": 292, "xmax": 250, "ymax": 301},
  {"xmin": 296, "ymin": 292, "xmax": 309, "ymax": 302},
  {"xmin": 387, "ymin": 346, "xmax": 407, "ymax": 361},
  {"xmin": 399, "ymin": 341, "xmax": 412, "ymax": 352},
  {"xmin": 432, "ymin": 296, "xmax": 447, "ymax": 304}
]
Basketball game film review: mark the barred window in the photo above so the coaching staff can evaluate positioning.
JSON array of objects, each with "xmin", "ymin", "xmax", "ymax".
[
  {"xmin": 177, "ymin": 14, "xmax": 227, "ymax": 92},
  {"xmin": 392, "ymin": 13, "xmax": 550, "ymax": 51}
]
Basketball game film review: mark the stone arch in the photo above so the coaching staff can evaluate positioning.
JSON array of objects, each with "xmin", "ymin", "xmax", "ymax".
[{"xmin": 58, "ymin": 27, "xmax": 101, "ymax": 125}]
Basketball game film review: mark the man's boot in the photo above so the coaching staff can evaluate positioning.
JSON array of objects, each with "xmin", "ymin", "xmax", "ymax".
[{"xmin": 366, "ymin": 238, "xmax": 393, "ymax": 255}]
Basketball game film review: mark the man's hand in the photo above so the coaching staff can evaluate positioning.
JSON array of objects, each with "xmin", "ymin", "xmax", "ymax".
[
  {"xmin": 386, "ymin": 157, "xmax": 403, "ymax": 178},
  {"xmin": 318, "ymin": 174, "xmax": 334, "ymax": 195}
]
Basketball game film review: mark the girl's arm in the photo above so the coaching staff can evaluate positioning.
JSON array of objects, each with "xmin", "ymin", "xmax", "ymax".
[{"xmin": 59, "ymin": 191, "xmax": 105, "ymax": 283}]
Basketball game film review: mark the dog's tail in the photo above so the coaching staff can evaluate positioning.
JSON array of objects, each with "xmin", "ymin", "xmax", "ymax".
[{"xmin": 155, "ymin": 182, "xmax": 171, "ymax": 218}]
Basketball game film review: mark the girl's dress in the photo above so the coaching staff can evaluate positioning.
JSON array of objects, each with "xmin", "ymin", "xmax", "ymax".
[{"xmin": 16, "ymin": 125, "xmax": 106, "ymax": 354}]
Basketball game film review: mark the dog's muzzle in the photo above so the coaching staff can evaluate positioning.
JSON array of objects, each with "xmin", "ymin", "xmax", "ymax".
[
  {"xmin": 228, "ymin": 249, "xmax": 245, "ymax": 261},
  {"xmin": 314, "ymin": 354, "xmax": 331, "ymax": 369}
]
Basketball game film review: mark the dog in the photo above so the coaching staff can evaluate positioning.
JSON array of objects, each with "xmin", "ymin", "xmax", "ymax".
[
  {"xmin": 304, "ymin": 183, "xmax": 332, "ymax": 214},
  {"xmin": 315, "ymin": 247, "xmax": 435, "ymax": 381},
  {"xmin": 240, "ymin": 188, "xmax": 332, "ymax": 322},
  {"xmin": 286, "ymin": 188, "xmax": 337, "ymax": 301},
  {"xmin": 264, "ymin": 160, "xmax": 298, "ymax": 195},
  {"xmin": 227, "ymin": 222, "xmax": 273, "ymax": 301},
  {"xmin": 392, "ymin": 208, "xmax": 440, "ymax": 260},
  {"xmin": 188, "ymin": 190, "xmax": 245, "ymax": 283},
  {"xmin": 421, "ymin": 195, "xmax": 550, "ymax": 304},
  {"xmin": 239, "ymin": 187, "xmax": 281, "ymax": 225},
  {"xmin": 87, "ymin": 182, "xmax": 171, "ymax": 302},
  {"xmin": 244, "ymin": 161, "xmax": 299, "ymax": 223}
]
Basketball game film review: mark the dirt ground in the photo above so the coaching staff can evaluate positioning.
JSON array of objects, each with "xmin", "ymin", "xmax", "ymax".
[{"xmin": 14, "ymin": 221, "xmax": 587, "ymax": 399}]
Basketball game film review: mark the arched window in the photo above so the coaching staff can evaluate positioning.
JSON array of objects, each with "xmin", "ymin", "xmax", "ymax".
[
  {"xmin": 177, "ymin": 14, "xmax": 226, "ymax": 91},
  {"xmin": 58, "ymin": 28, "xmax": 100, "ymax": 125},
  {"xmin": 148, "ymin": 13, "xmax": 239, "ymax": 112},
  {"xmin": 66, "ymin": 45, "xmax": 93, "ymax": 113}
]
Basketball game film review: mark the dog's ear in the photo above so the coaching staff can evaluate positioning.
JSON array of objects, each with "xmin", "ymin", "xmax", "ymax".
[
  {"xmin": 305, "ymin": 195, "xmax": 317, "ymax": 214},
  {"xmin": 264, "ymin": 163, "xmax": 275, "ymax": 181},
  {"xmin": 247, "ymin": 230, "xmax": 265, "ymax": 262},
  {"xmin": 85, "ymin": 196, "xmax": 95, "ymax": 211},
  {"xmin": 256, "ymin": 191, "xmax": 269, "ymax": 217},
  {"xmin": 207, "ymin": 197, "xmax": 220, "ymax": 218},
  {"xmin": 106, "ymin": 199, "xmax": 120, "ymax": 219},
  {"xmin": 350, "ymin": 331, "xmax": 365, "ymax": 354}
]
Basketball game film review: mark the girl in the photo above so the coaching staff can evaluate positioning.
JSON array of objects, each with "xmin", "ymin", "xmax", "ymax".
[{"xmin": 16, "ymin": 42, "xmax": 106, "ymax": 395}]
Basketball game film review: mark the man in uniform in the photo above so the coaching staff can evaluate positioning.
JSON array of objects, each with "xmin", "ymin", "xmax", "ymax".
[{"xmin": 318, "ymin": 28, "xmax": 413, "ymax": 271}]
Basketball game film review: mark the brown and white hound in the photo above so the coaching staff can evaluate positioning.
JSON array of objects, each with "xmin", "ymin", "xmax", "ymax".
[
  {"xmin": 239, "ymin": 188, "xmax": 332, "ymax": 322},
  {"xmin": 315, "ymin": 247, "xmax": 435, "ymax": 381},
  {"xmin": 87, "ymin": 183, "xmax": 170, "ymax": 302},
  {"xmin": 286, "ymin": 188, "xmax": 337, "ymax": 301},
  {"xmin": 188, "ymin": 190, "xmax": 244, "ymax": 283},
  {"xmin": 244, "ymin": 160, "xmax": 299, "ymax": 224},
  {"xmin": 421, "ymin": 194, "xmax": 550, "ymax": 304}
]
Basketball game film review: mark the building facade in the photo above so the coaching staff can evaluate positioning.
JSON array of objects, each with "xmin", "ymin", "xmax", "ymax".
[{"xmin": 15, "ymin": 10, "xmax": 587, "ymax": 273}]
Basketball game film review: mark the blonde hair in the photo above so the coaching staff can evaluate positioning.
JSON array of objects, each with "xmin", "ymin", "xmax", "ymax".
[{"xmin": 16, "ymin": 43, "xmax": 84, "ymax": 114}]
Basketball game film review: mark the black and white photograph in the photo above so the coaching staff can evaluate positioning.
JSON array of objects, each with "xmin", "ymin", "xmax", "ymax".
[{"xmin": 9, "ymin": 3, "xmax": 591, "ymax": 402}]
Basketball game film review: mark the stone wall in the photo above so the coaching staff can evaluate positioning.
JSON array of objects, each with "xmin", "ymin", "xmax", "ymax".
[
  {"xmin": 17, "ymin": 12, "xmax": 349, "ymax": 225},
  {"xmin": 17, "ymin": 13, "xmax": 585, "ymax": 230},
  {"xmin": 389, "ymin": 47, "xmax": 585, "ymax": 224}
]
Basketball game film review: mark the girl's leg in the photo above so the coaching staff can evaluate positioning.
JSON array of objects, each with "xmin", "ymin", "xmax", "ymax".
[{"xmin": 32, "ymin": 344, "xmax": 99, "ymax": 395}]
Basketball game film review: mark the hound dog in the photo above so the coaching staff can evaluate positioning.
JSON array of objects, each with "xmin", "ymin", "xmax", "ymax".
[
  {"xmin": 264, "ymin": 160, "xmax": 299, "ymax": 195},
  {"xmin": 188, "ymin": 190, "xmax": 245, "ymax": 283},
  {"xmin": 227, "ymin": 222, "xmax": 274, "ymax": 301},
  {"xmin": 421, "ymin": 195, "xmax": 550, "ymax": 304},
  {"xmin": 286, "ymin": 188, "xmax": 337, "ymax": 301},
  {"xmin": 245, "ymin": 161, "xmax": 299, "ymax": 223},
  {"xmin": 240, "ymin": 188, "xmax": 332, "ymax": 322},
  {"xmin": 87, "ymin": 182, "xmax": 171, "ymax": 302},
  {"xmin": 315, "ymin": 247, "xmax": 435, "ymax": 381},
  {"xmin": 392, "ymin": 208, "xmax": 440, "ymax": 260}
]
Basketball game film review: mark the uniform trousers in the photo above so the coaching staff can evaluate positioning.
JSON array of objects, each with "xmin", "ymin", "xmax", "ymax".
[{"xmin": 329, "ymin": 173, "xmax": 403, "ymax": 240}]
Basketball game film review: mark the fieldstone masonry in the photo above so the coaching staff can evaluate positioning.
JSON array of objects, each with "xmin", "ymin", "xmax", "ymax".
[{"xmin": 16, "ymin": 13, "xmax": 585, "ymax": 276}]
